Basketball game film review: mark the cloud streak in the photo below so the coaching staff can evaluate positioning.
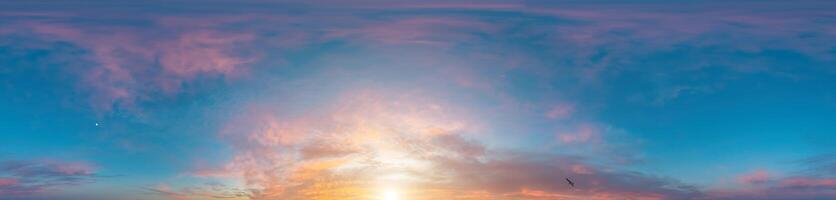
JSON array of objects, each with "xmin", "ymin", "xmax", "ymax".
[
  {"xmin": 2, "ymin": 17, "xmax": 258, "ymax": 112},
  {"xmin": 0, "ymin": 160, "xmax": 98, "ymax": 197}
]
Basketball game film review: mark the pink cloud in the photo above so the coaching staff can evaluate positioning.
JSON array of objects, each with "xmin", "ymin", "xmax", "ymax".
[
  {"xmin": 0, "ymin": 160, "xmax": 98, "ymax": 196},
  {"xmin": 0, "ymin": 178, "xmax": 17, "ymax": 186},
  {"xmin": 545, "ymin": 103, "xmax": 575, "ymax": 119},
  {"xmin": 145, "ymin": 184, "xmax": 187, "ymax": 200},
  {"xmin": 11, "ymin": 19, "xmax": 257, "ymax": 112},
  {"xmin": 440, "ymin": 66, "xmax": 494, "ymax": 91},
  {"xmin": 156, "ymin": 30, "xmax": 256, "ymax": 92},
  {"xmin": 373, "ymin": 2, "xmax": 524, "ymax": 11},
  {"xmin": 517, "ymin": 188, "xmax": 574, "ymax": 199},
  {"xmin": 559, "ymin": 123, "xmax": 599, "ymax": 143},
  {"xmin": 571, "ymin": 164, "xmax": 594, "ymax": 175},
  {"xmin": 142, "ymin": 183, "xmax": 249, "ymax": 200},
  {"xmin": 54, "ymin": 162, "xmax": 94, "ymax": 176},
  {"xmin": 708, "ymin": 175, "xmax": 836, "ymax": 199},
  {"xmin": 737, "ymin": 170, "xmax": 771, "ymax": 184},
  {"xmin": 781, "ymin": 178, "xmax": 836, "ymax": 188},
  {"xmin": 326, "ymin": 16, "xmax": 494, "ymax": 46},
  {"xmin": 533, "ymin": 5, "xmax": 835, "ymax": 46}
]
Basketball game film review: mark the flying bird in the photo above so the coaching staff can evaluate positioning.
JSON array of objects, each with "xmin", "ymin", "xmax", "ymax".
[{"xmin": 566, "ymin": 178, "xmax": 575, "ymax": 188}]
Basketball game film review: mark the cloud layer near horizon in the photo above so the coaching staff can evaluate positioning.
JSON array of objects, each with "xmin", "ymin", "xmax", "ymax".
[
  {"xmin": 0, "ymin": 160, "xmax": 98, "ymax": 197},
  {"xmin": 186, "ymin": 90, "xmax": 698, "ymax": 199}
]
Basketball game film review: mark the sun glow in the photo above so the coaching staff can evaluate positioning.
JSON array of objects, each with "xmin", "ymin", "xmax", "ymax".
[{"xmin": 382, "ymin": 188, "xmax": 400, "ymax": 200}]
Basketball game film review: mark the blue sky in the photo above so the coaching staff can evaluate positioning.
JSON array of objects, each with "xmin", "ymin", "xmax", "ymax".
[{"xmin": 1, "ymin": 1, "xmax": 835, "ymax": 199}]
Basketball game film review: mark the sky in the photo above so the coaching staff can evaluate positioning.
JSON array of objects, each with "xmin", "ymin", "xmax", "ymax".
[{"xmin": 0, "ymin": 0, "xmax": 835, "ymax": 199}]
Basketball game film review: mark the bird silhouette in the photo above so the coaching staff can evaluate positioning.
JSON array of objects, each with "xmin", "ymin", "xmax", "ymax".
[{"xmin": 566, "ymin": 178, "xmax": 575, "ymax": 188}]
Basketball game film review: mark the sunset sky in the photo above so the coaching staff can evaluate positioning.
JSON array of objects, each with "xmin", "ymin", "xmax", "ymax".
[{"xmin": 1, "ymin": 1, "xmax": 835, "ymax": 200}]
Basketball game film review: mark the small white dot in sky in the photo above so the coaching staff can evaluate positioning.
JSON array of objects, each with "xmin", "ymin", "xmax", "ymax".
[{"xmin": 95, "ymin": 123, "xmax": 99, "ymax": 127}]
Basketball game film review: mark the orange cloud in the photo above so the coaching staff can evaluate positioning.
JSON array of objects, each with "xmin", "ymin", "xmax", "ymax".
[
  {"xmin": 208, "ymin": 90, "xmax": 480, "ymax": 199},
  {"xmin": 190, "ymin": 90, "xmax": 698, "ymax": 199}
]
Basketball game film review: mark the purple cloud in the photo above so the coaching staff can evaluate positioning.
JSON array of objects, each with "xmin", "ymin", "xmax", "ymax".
[
  {"xmin": 0, "ymin": 160, "xmax": 98, "ymax": 197},
  {"xmin": 707, "ymin": 176, "xmax": 836, "ymax": 200},
  {"xmin": 1, "ymin": 16, "xmax": 259, "ymax": 112},
  {"xmin": 705, "ymin": 155, "xmax": 836, "ymax": 200},
  {"xmin": 3, "ymin": 1, "xmax": 833, "ymax": 113}
]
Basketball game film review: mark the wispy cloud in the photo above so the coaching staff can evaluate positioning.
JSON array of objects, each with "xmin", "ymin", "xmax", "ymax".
[
  {"xmin": 0, "ymin": 160, "xmax": 98, "ymax": 197},
  {"xmin": 2, "ymin": 17, "xmax": 258, "ymax": 112},
  {"xmin": 738, "ymin": 170, "xmax": 771, "ymax": 185},
  {"xmin": 140, "ymin": 182, "xmax": 252, "ymax": 200},
  {"xmin": 545, "ymin": 103, "xmax": 575, "ymax": 120},
  {"xmin": 708, "ymin": 176, "xmax": 836, "ymax": 200},
  {"xmin": 707, "ymin": 155, "xmax": 836, "ymax": 200}
]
